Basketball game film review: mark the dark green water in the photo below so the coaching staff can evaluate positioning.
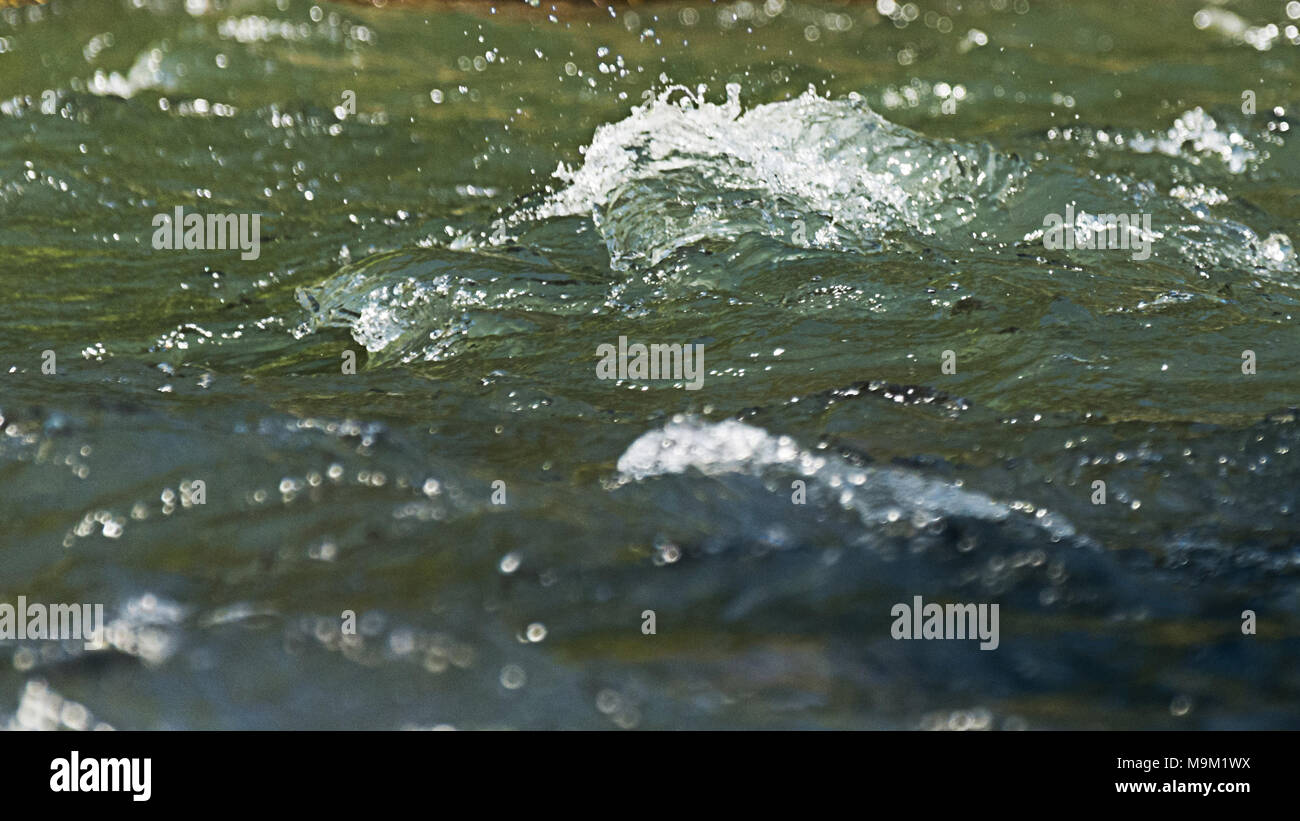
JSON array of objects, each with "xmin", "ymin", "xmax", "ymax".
[{"xmin": 1, "ymin": 0, "xmax": 1298, "ymax": 729}]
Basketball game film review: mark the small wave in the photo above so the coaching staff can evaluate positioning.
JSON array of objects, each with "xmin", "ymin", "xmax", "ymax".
[
  {"xmin": 494, "ymin": 86, "xmax": 1292, "ymax": 277},
  {"xmin": 616, "ymin": 415, "xmax": 1075, "ymax": 541},
  {"xmin": 294, "ymin": 247, "xmax": 604, "ymax": 364},
  {"xmin": 299, "ymin": 89, "xmax": 1296, "ymax": 367},
  {"xmin": 510, "ymin": 84, "xmax": 1026, "ymax": 268}
]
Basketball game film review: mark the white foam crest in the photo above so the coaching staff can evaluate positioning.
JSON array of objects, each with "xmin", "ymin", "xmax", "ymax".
[
  {"xmin": 1126, "ymin": 108, "xmax": 1261, "ymax": 174},
  {"xmin": 86, "ymin": 47, "xmax": 176, "ymax": 99},
  {"xmin": 514, "ymin": 84, "xmax": 1022, "ymax": 268},
  {"xmin": 295, "ymin": 263, "xmax": 476, "ymax": 362},
  {"xmin": 616, "ymin": 416, "xmax": 1075, "ymax": 538},
  {"xmin": 93, "ymin": 594, "xmax": 186, "ymax": 667},
  {"xmin": 5, "ymin": 679, "xmax": 114, "ymax": 731}
]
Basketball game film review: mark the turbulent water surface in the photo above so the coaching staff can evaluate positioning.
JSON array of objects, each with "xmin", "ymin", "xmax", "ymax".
[{"xmin": 1, "ymin": 0, "xmax": 1298, "ymax": 729}]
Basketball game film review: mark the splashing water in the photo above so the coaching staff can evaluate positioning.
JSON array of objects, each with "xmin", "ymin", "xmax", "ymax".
[
  {"xmin": 498, "ymin": 84, "xmax": 1026, "ymax": 267},
  {"xmin": 4, "ymin": 0, "xmax": 1300, "ymax": 732}
]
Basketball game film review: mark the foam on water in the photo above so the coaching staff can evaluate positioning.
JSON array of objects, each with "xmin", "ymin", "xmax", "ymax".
[
  {"xmin": 616, "ymin": 415, "xmax": 1075, "ymax": 540},
  {"xmin": 510, "ymin": 84, "xmax": 1026, "ymax": 267},
  {"xmin": 301, "ymin": 89, "xmax": 1295, "ymax": 363},
  {"xmin": 294, "ymin": 247, "xmax": 605, "ymax": 363},
  {"xmin": 1125, "ymin": 107, "xmax": 1263, "ymax": 174},
  {"xmin": 496, "ymin": 88, "xmax": 1292, "ymax": 275}
]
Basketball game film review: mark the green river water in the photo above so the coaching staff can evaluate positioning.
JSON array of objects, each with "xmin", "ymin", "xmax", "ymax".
[{"xmin": 1, "ymin": 0, "xmax": 1298, "ymax": 729}]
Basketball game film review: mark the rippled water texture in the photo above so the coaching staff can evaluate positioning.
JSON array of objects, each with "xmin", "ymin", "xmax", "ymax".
[{"xmin": 1, "ymin": 0, "xmax": 1298, "ymax": 729}]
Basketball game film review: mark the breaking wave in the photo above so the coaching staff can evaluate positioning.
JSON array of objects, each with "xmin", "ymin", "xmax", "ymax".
[{"xmin": 616, "ymin": 415, "xmax": 1077, "ymax": 542}]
